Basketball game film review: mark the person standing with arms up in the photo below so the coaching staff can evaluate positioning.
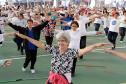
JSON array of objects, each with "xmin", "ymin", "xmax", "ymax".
[{"xmin": 8, "ymin": 19, "xmax": 48, "ymax": 73}]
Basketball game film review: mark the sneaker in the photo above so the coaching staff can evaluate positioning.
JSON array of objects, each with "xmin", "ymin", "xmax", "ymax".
[
  {"xmin": 111, "ymin": 47, "xmax": 115, "ymax": 50},
  {"xmin": 31, "ymin": 69, "xmax": 35, "ymax": 73},
  {"xmin": 22, "ymin": 67, "xmax": 26, "ymax": 72}
]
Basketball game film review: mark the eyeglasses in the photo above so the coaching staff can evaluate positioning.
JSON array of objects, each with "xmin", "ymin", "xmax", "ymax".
[{"xmin": 57, "ymin": 40, "xmax": 66, "ymax": 42}]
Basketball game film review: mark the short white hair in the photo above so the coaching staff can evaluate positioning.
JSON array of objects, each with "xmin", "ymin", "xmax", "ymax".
[{"xmin": 56, "ymin": 31, "xmax": 71, "ymax": 43}]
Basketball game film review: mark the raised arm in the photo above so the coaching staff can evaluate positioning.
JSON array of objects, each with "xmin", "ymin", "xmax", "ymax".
[
  {"xmin": 33, "ymin": 21, "xmax": 49, "ymax": 31},
  {"xmin": 105, "ymin": 49, "xmax": 126, "ymax": 60},
  {"xmin": 16, "ymin": 33, "xmax": 45, "ymax": 49},
  {"xmin": 8, "ymin": 23, "xmax": 25, "ymax": 31},
  {"xmin": 78, "ymin": 43, "xmax": 109, "ymax": 57}
]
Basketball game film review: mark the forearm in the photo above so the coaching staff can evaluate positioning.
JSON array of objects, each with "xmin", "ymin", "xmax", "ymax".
[
  {"xmin": 108, "ymin": 50, "xmax": 126, "ymax": 60},
  {"xmin": 35, "ymin": 21, "xmax": 49, "ymax": 30},
  {"xmin": 83, "ymin": 31, "xmax": 97, "ymax": 36},
  {"xmin": 4, "ymin": 32, "xmax": 15, "ymax": 36},
  {"xmin": 26, "ymin": 37, "xmax": 45, "ymax": 49},
  {"xmin": 78, "ymin": 44, "xmax": 96, "ymax": 57},
  {"xmin": 8, "ymin": 23, "xmax": 21, "ymax": 31}
]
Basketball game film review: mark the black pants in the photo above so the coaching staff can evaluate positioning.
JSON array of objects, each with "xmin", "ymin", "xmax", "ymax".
[
  {"xmin": 104, "ymin": 27, "xmax": 109, "ymax": 36},
  {"xmin": 94, "ymin": 23, "xmax": 100, "ymax": 31},
  {"xmin": 119, "ymin": 27, "xmax": 126, "ymax": 41},
  {"xmin": 71, "ymin": 58, "xmax": 77, "ymax": 76},
  {"xmin": 85, "ymin": 22, "xmax": 91, "ymax": 29},
  {"xmin": 23, "ymin": 49, "xmax": 37, "ymax": 69},
  {"xmin": 0, "ymin": 42, "xmax": 2, "ymax": 44},
  {"xmin": 0, "ymin": 29, "xmax": 2, "ymax": 34},
  {"xmin": 13, "ymin": 36, "xmax": 24, "ymax": 54},
  {"xmin": 108, "ymin": 31, "xmax": 118, "ymax": 49},
  {"xmin": 45, "ymin": 36, "xmax": 53, "ymax": 46},
  {"xmin": 0, "ymin": 30, "xmax": 3, "ymax": 44},
  {"xmin": 79, "ymin": 36, "xmax": 86, "ymax": 59}
]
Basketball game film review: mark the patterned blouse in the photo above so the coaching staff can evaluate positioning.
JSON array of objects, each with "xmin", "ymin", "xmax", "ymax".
[
  {"xmin": 45, "ymin": 45, "xmax": 78, "ymax": 75},
  {"xmin": 43, "ymin": 20, "xmax": 56, "ymax": 37}
]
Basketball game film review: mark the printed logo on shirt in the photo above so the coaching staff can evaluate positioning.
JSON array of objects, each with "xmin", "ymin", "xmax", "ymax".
[{"xmin": 112, "ymin": 21, "xmax": 117, "ymax": 25}]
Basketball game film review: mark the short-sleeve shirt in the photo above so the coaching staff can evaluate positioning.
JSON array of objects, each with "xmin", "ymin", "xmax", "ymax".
[
  {"xmin": 45, "ymin": 45, "xmax": 78, "ymax": 74},
  {"xmin": 109, "ymin": 18, "xmax": 120, "ymax": 32}
]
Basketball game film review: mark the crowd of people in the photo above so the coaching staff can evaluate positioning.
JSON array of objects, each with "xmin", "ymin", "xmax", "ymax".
[{"xmin": 0, "ymin": 4, "xmax": 126, "ymax": 84}]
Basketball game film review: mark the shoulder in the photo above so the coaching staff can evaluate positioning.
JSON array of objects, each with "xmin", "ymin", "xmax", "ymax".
[
  {"xmin": 67, "ymin": 48, "xmax": 78, "ymax": 57},
  {"xmin": 68, "ymin": 48, "xmax": 78, "ymax": 54}
]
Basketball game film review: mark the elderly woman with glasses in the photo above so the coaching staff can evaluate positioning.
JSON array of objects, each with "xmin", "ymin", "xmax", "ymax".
[{"xmin": 16, "ymin": 32, "xmax": 108, "ymax": 84}]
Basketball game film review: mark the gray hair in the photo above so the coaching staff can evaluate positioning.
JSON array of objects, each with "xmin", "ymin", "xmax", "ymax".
[{"xmin": 56, "ymin": 31, "xmax": 71, "ymax": 43}]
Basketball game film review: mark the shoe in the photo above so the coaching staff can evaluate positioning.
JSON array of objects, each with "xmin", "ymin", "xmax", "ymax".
[
  {"xmin": 111, "ymin": 47, "xmax": 115, "ymax": 50},
  {"xmin": 22, "ymin": 67, "xmax": 26, "ymax": 72},
  {"xmin": 31, "ymin": 69, "xmax": 35, "ymax": 73}
]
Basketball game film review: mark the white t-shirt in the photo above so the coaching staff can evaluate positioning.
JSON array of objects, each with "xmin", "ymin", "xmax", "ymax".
[
  {"xmin": 119, "ymin": 15, "xmax": 126, "ymax": 28},
  {"xmin": 66, "ymin": 19, "xmax": 96, "ymax": 49},
  {"xmin": 68, "ymin": 29, "xmax": 83, "ymax": 49},
  {"xmin": 10, "ymin": 17, "xmax": 18, "ymax": 24},
  {"xmin": 13, "ymin": 18, "xmax": 27, "ymax": 27},
  {"xmin": 109, "ymin": 17, "xmax": 120, "ymax": 32},
  {"xmin": 68, "ymin": 27, "xmax": 96, "ymax": 49},
  {"xmin": 94, "ymin": 18, "xmax": 102, "ymax": 24},
  {"xmin": 101, "ymin": 16, "xmax": 111, "ymax": 28}
]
